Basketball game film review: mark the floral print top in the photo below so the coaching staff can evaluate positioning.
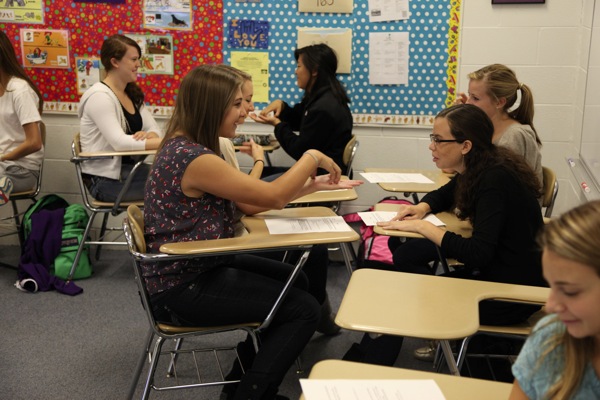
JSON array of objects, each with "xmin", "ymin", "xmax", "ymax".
[{"xmin": 144, "ymin": 136, "xmax": 235, "ymax": 296}]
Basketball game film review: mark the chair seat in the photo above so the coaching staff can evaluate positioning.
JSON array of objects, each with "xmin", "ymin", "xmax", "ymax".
[
  {"xmin": 479, "ymin": 308, "xmax": 546, "ymax": 336},
  {"xmin": 10, "ymin": 189, "xmax": 37, "ymax": 199},
  {"xmin": 157, "ymin": 321, "xmax": 261, "ymax": 335},
  {"xmin": 91, "ymin": 199, "xmax": 144, "ymax": 208}
]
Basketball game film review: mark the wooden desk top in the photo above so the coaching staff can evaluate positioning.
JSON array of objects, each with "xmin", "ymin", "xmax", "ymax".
[
  {"xmin": 365, "ymin": 167, "xmax": 452, "ymax": 193},
  {"xmin": 78, "ymin": 149, "xmax": 156, "ymax": 157},
  {"xmin": 160, "ymin": 206, "xmax": 359, "ymax": 255},
  {"xmin": 300, "ymin": 360, "xmax": 512, "ymax": 400},
  {"xmin": 290, "ymin": 176, "xmax": 358, "ymax": 204},
  {"xmin": 373, "ymin": 203, "xmax": 473, "ymax": 238},
  {"xmin": 335, "ymin": 269, "xmax": 549, "ymax": 340}
]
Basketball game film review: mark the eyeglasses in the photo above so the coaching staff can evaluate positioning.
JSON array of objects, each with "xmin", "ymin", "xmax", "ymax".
[{"xmin": 429, "ymin": 134, "xmax": 460, "ymax": 146}]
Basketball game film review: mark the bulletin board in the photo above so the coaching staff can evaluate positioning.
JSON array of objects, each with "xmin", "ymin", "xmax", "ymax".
[
  {"xmin": 1, "ymin": 0, "xmax": 460, "ymax": 125},
  {"xmin": 223, "ymin": 0, "xmax": 461, "ymax": 126},
  {"xmin": 0, "ymin": 0, "xmax": 223, "ymax": 114}
]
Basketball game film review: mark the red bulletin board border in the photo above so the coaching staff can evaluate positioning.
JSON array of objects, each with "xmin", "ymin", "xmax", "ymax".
[{"xmin": 1, "ymin": 0, "xmax": 223, "ymax": 108}]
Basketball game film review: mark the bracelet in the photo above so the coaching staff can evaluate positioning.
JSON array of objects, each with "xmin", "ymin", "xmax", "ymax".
[
  {"xmin": 254, "ymin": 159, "xmax": 264, "ymax": 166},
  {"xmin": 303, "ymin": 151, "xmax": 319, "ymax": 168}
]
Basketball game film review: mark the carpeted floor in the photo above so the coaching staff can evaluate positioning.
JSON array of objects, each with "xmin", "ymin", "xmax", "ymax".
[{"xmin": 0, "ymin": 245, "xmax": 438, "ymax": 400}]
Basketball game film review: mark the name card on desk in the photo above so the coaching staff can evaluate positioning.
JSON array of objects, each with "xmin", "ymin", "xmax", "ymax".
[
  {"xmin": 360, "ymin": 172, "xmax": 435, "ymax": 184},
  {"xmin": 264, "ymin": 217, "xmax": 353, "ymax": 234},
  {"xmin": 300, "ymin": 379, "xmax": 446, "ymax": 400}
]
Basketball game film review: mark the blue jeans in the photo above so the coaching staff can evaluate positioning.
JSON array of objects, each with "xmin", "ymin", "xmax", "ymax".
[
  {"xmin": 86, "ymin": 163, "xmax": 151, "ymax": 202},
  {"xmin": 151, "ymin": 254, "xmax": 320, "ymax": 398}
]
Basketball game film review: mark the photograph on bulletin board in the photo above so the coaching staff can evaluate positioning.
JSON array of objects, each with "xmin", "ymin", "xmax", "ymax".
[
  {"xmin": 143, "ymin": 0, "xmax": 192, "ymax": 30},
  {"xmin": 75, "ymin": 57, "xmax": 101, "ymax": 95},
  {"xmin": 126, "ymin": 34, "xmax": 175, "ymax": 75},
  {"xmin": 20, "ymin": 29, "xmax": 69, "ymax": 69},
  {"xmin": 0, "ymin": 0, "xmax": 44, "ymax": 24}
]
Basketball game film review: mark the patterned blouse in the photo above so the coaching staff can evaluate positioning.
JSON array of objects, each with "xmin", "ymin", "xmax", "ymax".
[{"xmin": 144, "ymin": 136, "xmax": 236, "ymax": 296}]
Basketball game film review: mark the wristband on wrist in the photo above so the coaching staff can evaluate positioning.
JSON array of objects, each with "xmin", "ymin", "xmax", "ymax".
[
  {"xmin": 254, "ymin": 159, "xmax": 264, "ymax": 166},
  {"xmin": 303, "ymin": 151, "xmax": 319, "ymax": 168}
]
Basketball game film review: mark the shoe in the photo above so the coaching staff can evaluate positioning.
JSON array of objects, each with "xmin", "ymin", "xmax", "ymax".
[
  {"xmin": 317, "ymin": 295, "xmax": 341, "ymax": 335},
  {"xmin": 0, "ymin": 176, "xmax": 14, "ymax": 206},
  {"xmin": 413, "ymin": 340, "xmax": 438, "ymax": 362}
]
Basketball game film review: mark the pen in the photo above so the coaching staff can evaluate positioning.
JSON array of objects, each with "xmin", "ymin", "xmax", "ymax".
[
  {"xmin": 581, "ymin": 182, "xmax": 591, "ymax": 193},
  {"xmin": 567, "ymin": 158, "xmax": 575, "ymax": 167}
]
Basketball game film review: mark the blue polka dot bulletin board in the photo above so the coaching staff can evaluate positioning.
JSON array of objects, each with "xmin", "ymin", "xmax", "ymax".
[{"xmin": 223, "ymin": 0, "xmax": 461, "ymax": 126}]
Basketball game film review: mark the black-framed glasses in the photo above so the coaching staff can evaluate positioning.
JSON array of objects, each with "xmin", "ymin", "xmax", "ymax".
[{"xmin": 429, "ymin": 134, "xmax": 459, "ymax": 146}]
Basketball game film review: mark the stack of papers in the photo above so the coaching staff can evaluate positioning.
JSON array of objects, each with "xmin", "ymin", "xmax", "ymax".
[
  {"xmin": 358, "ymin": 212, "xmax": 446, "ymax": 227},
  {"xmin": 300, "ymin": 379, "xmax": 446, "ymax": 399},
  {"xmin": 360, "ymin": 172, "xmax": 434, "ymax": 184},
  {"xmin": 264, "ymin": 216, "xmax": 353, "ymax": 235}
]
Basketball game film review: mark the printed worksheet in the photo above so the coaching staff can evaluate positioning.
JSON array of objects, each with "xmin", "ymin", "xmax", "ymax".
[
  {"xmin": 360, "ymin": 172, "xmax": 434, "ymax": 184},
  {"xmin": 264, "ymin": 217, "xmax": 353, "ymax": 235},
  {"xmin": 358, "ymin": 212, "xmax": 446, "ymax": 227},
  {"xmin": 300, "ymin": 379, "xmax": 446, "ymax": 400}
]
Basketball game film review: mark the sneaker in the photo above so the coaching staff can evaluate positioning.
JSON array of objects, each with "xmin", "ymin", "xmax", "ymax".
[
  {"xmin": 413, "ymin": 340, "xmax": 438, "ymax": 362},
  {"xmin": 0, "ymin": 176, "xmax": 14, "ymax": 206}
]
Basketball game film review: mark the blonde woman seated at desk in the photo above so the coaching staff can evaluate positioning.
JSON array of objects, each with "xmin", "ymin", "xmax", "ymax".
[
  {"xmin": 145, "ymin": 65, "xmax": 359, "ymax": 400},
  {"xmin": 453, "ymin": 64, "xmax": 542, "ymax": 184},
  {"xmin": 510, "ymin": 200, "xmax": 600, "ymax": 400},
  {"xmin": 343, "ymin": 104, "xmax": 545, "ymax": 367},
  {"xmin": 78, "ymin": 34, "xmax": 163, "ymax": 202}
]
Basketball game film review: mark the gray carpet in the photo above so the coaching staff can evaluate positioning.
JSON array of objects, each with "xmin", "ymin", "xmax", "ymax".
[{"xmin": 0, "ymin": 245, "xmax": 437, "ymax": 400}]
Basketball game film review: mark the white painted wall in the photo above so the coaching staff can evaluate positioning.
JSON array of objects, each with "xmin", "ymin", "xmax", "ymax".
[{"xmin": 0, "ymin": 0, "xmax": 595, "ymax": 245}]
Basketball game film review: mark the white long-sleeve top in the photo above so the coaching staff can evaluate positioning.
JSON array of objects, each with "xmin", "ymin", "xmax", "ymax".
[{"xmin": 78, "ymin": 82, "xmax": 162, "ymax": 179}]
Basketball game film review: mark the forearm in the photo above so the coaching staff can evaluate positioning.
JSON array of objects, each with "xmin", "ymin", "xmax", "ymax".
[{"xmin": 1, "ymin": 141, "xmax": 41, "ymax": 161}]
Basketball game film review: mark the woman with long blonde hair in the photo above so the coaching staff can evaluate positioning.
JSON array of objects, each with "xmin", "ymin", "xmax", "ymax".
[{"xmin": 510, "ymin": 200, "xmax": 600, "ymax": 399}]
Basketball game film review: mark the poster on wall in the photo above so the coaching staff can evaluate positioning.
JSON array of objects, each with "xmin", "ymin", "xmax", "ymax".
[
  {"xmin": 369, "ymin": 32, "xmax": 409, "ymax": 85},
  {"xmin": 368, "ymin": 0, "xmax": 409, "ymax": 22},
  {"xmin": 231, "ymin": 51, "xmax": 269, "ymax": 103},
  {"xmin": 297, "ymin": 28, "xmax": 352, "ymax": 74},
  {"xmin": 0, "ymin": 0, "xmax": 43, "ymax": 24},
  {"xmin": 126, "ymin": 34, "xmax": 175, "ymax": 75},
  {"xmin": 75, "ymin": 57, "xmax": 101, "ymax": 95},
  {"xmin": 228, "ymin": 19, "xmax": 269, "ymax": 49},
  {"xmin": 20, "ymin": 29, "xmax": 70, "ymax": 69},
  {"xmin": 143, "ymin": 0, "xmax": 192, "ymax": 31}
]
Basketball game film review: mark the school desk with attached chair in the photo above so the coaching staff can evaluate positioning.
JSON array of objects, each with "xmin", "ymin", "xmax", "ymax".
[{"xmin": 364, "ymin": 167, "xmax": 452, "ymax": 203}]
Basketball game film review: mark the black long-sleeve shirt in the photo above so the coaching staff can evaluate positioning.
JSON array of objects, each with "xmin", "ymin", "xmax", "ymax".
[
  {"xmin": 422, "ymin": 166, "xmax": 545, "ymax": 287},
  {"xmin": 275, "ymin": 87, "xmax": 352, "ymax": 174}
]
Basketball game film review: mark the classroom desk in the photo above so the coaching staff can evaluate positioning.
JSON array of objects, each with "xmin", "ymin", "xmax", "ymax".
[
  {"xmin": 299, "ymin": 360, "xmax": 513, "ymax": 400},
  {"xmin": 160, "ymin": 206, "xmax": 358, "ymax": 255},
  {"xmin": 78, "ymin": 149, "xmax": 156, "ymax": 157},
  {"xmin": 372, "ymin": 202, "xmax": 472, "ymax": 239},
  {"xmin": 335, "ymin": 269, "xmax": 549, "ymax": 375},
  {"xmin": 160, "ymin": 207, "xmax": 358, "ymax": 331},
  {"xmin": 365, "ymin": 167, "xmax": 452, "ymax": 202},
  {"xmin": 233, "ymin": 134, "xmax": 280, "ymax": 167}
]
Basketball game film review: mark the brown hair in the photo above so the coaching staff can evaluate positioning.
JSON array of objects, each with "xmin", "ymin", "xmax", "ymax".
[
  {"xmin": 100, "ymin": 34, "xmax": 145, "ymax": 108},
  {"xmin": 162, "ymin": 65, "xmax": 243, "ymax": 156},
  {"xmin": 0, "ymin": 30, "xmax": 43, "ymax": 113}
]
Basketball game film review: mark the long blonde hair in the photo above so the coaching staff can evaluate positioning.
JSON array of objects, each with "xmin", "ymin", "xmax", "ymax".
[
  {"xmin": 537, "ymin": 200, "xmax": 600, "ymax": 399},
  {"xmin": 468, "ymin": 64, "xmax": 540, "ymax": 146},
  {"xmin": 162, "ymin": 65, "xmax": 243, "ymax": 156}
]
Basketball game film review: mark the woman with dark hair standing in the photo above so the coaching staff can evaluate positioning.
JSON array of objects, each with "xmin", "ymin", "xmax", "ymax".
[
  {"xmin": 251, "ymin": 43, "xmax": 352, "ymax": 177},
  {"xmin": 78, "ymin": 34, "xmax": 163, "ymax": 202},
  {"xmin": 0, "ymin": 30, "xmax": 44, "ymax": 205},
  {"xmin": 344, "ymin": 104, "xmax": 546, "ymax": 366}
]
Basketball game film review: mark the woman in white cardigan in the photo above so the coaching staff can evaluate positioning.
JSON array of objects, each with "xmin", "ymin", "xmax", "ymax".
[{"xmin": 78, "ymin": 34, "xmax": 163, "ymax": 202}]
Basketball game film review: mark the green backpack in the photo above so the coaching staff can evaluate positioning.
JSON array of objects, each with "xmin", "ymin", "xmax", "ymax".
[{"xmin": 22, "ymin": 194, "xmax": 93, "ymax": 280}]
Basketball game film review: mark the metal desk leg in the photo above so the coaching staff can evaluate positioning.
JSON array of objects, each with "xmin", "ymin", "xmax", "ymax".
[{"xmin": 440, "ymin": 339, "xmax": 461, "ymax": 376}]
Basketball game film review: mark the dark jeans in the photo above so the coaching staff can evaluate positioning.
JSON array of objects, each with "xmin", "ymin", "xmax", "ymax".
[
  {"xmin": 151, "ymin": 254, "xmax": 320, "ymax": 399},
  {"xmin": 344, "ymin": 238, "xmax": 540, "ymax": 367},
  {"xmin": 84, "ymin": 163, "xmax": 151, "ymax": 202}
]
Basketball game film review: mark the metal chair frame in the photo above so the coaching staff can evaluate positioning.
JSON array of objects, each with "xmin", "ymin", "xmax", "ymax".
[
  {"xmin": 0, "ymin": 122, "xmax": 46, "ymax": 269},
  {"xmin": 124, "ymin": 205, "xmax": 312, "ymax": 399},
  {"xmin": 67, "ymin": 133, "xmax": 146, "ymax": 280}
]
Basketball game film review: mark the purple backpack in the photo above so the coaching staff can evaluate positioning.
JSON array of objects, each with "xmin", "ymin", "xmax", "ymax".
[{"xmin": 343, "ymin": 196, "xmax": 413, "ymax": 269}]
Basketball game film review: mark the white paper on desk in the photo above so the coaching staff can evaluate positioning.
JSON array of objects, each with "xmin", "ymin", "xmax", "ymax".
[
  {"xmin": 424, "ymin": 214, "xmax": 445, "ymax": 227},
  {"xmin": 358, "ymin": 211, "xmax": 397, "ymax": 226},
  {"xmin": 300, "ymin": 379, "xmax": 446, "ymax": 400},
  {"xmin": 360, "ymin": 172, "xmax": 434, "ymax": 184},
  {"xmin": 264, "ymin": 216, "xmax": 353, "ymax": 235}
]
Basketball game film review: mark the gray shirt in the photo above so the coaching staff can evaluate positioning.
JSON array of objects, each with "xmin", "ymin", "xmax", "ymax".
[{"xmin": 495, "ymin": 123, "xmax": 543, "ymax": 186}]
